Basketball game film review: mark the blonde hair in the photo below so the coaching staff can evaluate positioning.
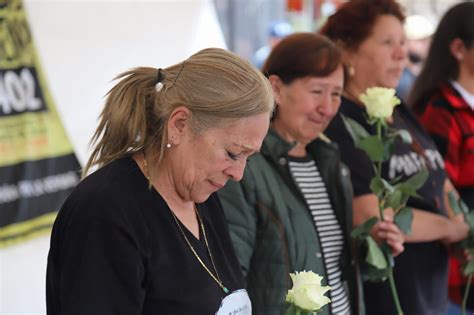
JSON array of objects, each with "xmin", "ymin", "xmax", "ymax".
[{"xmin": 83, "ymin": 48, "xmax": 274, "ymax": 176}]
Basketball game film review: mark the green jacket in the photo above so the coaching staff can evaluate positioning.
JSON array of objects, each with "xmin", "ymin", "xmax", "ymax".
[{"xmin": 218, "ymin": 129, "xmax": 364, "ymax": 315}]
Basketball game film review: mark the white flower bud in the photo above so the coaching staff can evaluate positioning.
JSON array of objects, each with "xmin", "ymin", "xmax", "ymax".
[
  {"xmin": 359, "ymin": 87, "xmax": 401, "ymax": 119},
  {"xmin": 286, "ymin": 271, "xmax": 331, "ymax": 311}
]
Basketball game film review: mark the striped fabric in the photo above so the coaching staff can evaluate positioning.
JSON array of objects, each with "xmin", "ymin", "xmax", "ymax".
[{"xmin": 289, "ymin": 157, "xmax": 351, "ymax": 315}]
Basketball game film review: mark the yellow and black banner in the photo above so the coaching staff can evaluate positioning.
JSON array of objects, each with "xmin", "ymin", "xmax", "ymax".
[{"xmin": 0, "ymin": 0, "xmax": 81, "ymax": 247}]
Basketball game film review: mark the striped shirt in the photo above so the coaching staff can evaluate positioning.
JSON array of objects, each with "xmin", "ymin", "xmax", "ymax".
[{"xmin": 289, "ymin": 156, "xmax": 351, "ymax": 315}]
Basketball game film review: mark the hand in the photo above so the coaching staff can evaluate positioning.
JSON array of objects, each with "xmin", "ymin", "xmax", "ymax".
[{"xmin": 371, "ymin": 214, "xmax": 405, "ymax": 257}]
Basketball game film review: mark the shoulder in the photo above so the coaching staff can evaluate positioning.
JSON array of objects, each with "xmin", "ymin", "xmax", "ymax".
[
  {"xmin": 56, "ymin": 157, "xmax": 147, "ymax": 227},
  {"xmin": 421, "ymin": 83, "xmax": 469, "ymax": 115},
  {"xmin": 326, "ymin": 97, "xmax": 370, "ymax": 141}
]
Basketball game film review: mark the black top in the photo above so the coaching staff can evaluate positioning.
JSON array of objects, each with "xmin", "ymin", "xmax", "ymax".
[
  {"xmin": 325, "ymin": 97, "xmax": 449, "ymax": 315},
  {"xmin": 46, "ymin": 156, "xmax": 245, "ymax": 315}
]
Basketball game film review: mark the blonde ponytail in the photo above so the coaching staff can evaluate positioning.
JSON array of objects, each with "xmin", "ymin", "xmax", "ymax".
[{"xmin": 83, "ymin": 48, "xmax": 274, "ymax": 177}]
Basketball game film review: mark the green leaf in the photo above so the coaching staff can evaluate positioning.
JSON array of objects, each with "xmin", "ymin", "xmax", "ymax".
[
  {"xmin": 383, "ymin": 137, "xmax": 396, "ymax": 161},
  {"xmin": 370, "ymin": 177, "xmax": 394, "ymax": 196},
  {"xmin": 392, "ymin": 129, "xmax": 412, "ymax": 144},
  {"xmin": 466, "ymin": 211, "xmax": 474, "ymax": 232},
  {"xmin": 464, "ymin": 261, "xmax": 474, "ymax": 276},
  {"xmin": 357, "ymin": 135, "xmax": 385, "ymax": 162},
  {"xmin": 366, "ymin": 236, "xmax": 388, "ymax": 269},
  {"xmin": 285, "ymin": 303, "xmax": 297, "ymax": 315},
  {"xmin": 364, "ymin": 264, "xmax": 390, "ymax": 282},
  {"xmin": 381, "ymin": 244, "xmax": 395, "ymax": 267},
  {"xmin": 394, "ymin": 183, "xmax": 419, "ymax": 198},
  {"xmin": 448, "ymin": 191, "xmax": 463, "ymax": 215},
  {"xmin": 341, "ymin": 115, "xmax": 369, "ymax": 145},
  {"xmin": 389, "ymin": 170, "xmax": 429, "ymax": 203},
  {"xmin": 351, "ymin": 217, "xmax": 379, "ymax": 239},
  {"xmin": 460, "ymin": 199, "xmax": 470, "ymax": 215},
  {"xmin": 394, "ymin": 207, "xmax": 413, "ymax": 235},
  {"xmin": 385, "ymin": 190, "xmax": 403, "ymax": 211},
  {"xmin": 403, "ymin": 170, "xmax": 429, "ymax": 190}
]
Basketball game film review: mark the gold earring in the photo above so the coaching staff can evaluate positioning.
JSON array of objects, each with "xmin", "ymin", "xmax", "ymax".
[{"xmin": 348, "ymin": 65, "xmax": 355, "ymax": 77}]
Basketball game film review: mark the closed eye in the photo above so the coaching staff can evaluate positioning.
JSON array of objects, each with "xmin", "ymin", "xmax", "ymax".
[{"xmin": 227, "ymin": 150, "xmax": 239, "ymax": 161}]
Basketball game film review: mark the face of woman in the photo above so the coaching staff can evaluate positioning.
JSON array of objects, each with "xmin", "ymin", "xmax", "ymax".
[
  {"xmin": 349, "ymin": 14, "xmax": 407, "ymax": 89},
  {"xmin": 272, "ymin": 65, "xmax": 344, "ymax": 145},
  {"xmin": 459, "ymin": 45, "xmax": 474, "ymax": 79},
  {"xmin": 171, "ymin": 112, "xmax": 270, "ymax": 203}
]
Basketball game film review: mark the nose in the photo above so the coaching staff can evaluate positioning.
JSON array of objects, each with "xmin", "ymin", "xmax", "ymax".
[
  {"xmin": 224, "ymin": 161, "xmax": 246, "ymax": 182},
  {"xmin": 394, "ymin": 42, "xmax": 407, "ymax": 61},
  {"xmin": 317, "ymin": 93, "xmax": 334, "ymax": 117}
]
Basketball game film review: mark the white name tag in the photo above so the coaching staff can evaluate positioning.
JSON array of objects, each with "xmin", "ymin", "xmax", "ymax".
[{"xmin": 215, "ymin": 289, "xmax": 252, "ymax": 315}]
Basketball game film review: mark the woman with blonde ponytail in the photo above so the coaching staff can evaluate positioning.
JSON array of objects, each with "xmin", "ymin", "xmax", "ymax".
[{"xmin": 46, "ymin": 48, "xmax": 274, "ymax": 315}]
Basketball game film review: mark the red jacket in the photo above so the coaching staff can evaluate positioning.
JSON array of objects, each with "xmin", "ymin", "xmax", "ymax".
[
  {"xmin": 417, "ymin": 82, "xmax": 474, "ymax": 305},
  {"xmin": 418, "ymin": 83, "xmax": 474, "ymax": 190}
]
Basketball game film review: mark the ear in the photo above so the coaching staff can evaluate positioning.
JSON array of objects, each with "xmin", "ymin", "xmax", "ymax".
[
  {"xmin": 268, "ymin": 75, "xmax": 284, "ymax": 104},
  {"xmin": 166, "ymin": 106, "xmax": 191, "ymax": 145},
  {"xmin": 341, "ymin": 49, "xmax": 356, "ymax": 71},
  {"xmin": 450, "ymin": 38, "xmax": 466, "ymax": 61}
]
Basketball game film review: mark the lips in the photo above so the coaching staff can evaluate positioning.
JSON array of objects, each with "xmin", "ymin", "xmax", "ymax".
[
  {"xmin": 208, "ymin": 180, "xmax": 224, "ymax": 190},
  {"xmin": 308, "ymin": 116, "xmax": 326, "ymax": 125},
  {"xmin": 389, "ymin": 68, "xmax": 403, "ymax": 77}
]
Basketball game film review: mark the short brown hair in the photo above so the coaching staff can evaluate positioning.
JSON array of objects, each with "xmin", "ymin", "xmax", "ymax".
[
  {"xmin": 320, "ymin": 0, "xmax": 405, "ymax": 51},
  {"xmin": 262, "ymin": 32, "xmax": 342, "ymax": 84}
]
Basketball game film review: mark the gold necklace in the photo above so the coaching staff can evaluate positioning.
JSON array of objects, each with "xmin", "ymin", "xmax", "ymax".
[
  {"xmin": 141, "ymin": 152, "xmax": 229, "ymax": 294},
  {"xmin": 170, "ymin": 205, "xmax": 229, "ymax": 294}
]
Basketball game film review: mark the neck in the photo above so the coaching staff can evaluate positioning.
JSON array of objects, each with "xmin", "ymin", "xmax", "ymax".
[
  {"xmin": 272, "ymin": 119, "xmax": 294, "ymax": 143},
  {"xmin": 135, "ymin": 151, "xmax": 194, "ymax": 214},
  {"xmin": 344, "ymin": 82, "xmax": 367, "ymax": 105},
  {"xmin": 288, "ymin": 143, "xmax": 307, "ymax": 157},
  {"xmin": 271, "ymin": 121, "xmax": 307, "ymax": 157},
  {"xmin": 457, "ymin": 70, "xmax": 474, "ymax": 94}
]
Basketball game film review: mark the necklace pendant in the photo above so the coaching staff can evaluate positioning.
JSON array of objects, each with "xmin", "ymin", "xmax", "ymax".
[{"xmin": 223, "ymin": 287, "xmax": 229, "ymax": 294}]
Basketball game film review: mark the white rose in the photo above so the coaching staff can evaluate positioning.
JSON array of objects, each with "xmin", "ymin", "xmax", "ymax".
[
  {"xmin": 286, "ymin": 271, "xmax": 331, "ymax": 311},
  {"xmin": 359, "ymin": 87, "xmax": 401, "ymax": 119}
]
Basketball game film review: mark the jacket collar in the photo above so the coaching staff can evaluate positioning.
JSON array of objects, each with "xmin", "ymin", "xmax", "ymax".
[
  {"xmin": 260, "ymin": 129, "xmax": 294, "ymax": 163},
  {"xmin": 441, "ymin": 82, "xmax": 472, "ymax": 111},
  {"xmin": 260, "ymin": 128, "xmax": 339, "ymax": 165}
]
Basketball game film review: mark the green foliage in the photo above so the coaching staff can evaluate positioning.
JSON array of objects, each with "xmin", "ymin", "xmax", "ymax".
[
  {"xmin": 394, "ymin": 207, "xmax": 413, "ymax": 235},
  {"xmin": 345, "ymin": 89, "xmax": 410, "ymax": 315},
  {"xmin": 447, "ymin": 191, "xmax": 474, "ymax": 314},
  {"xmin": 341, "ymin": 115, "xmax": 369, "ymax": 145},
  {"xmin": 357, "ymin": 136, "xmax": 385, "ymax": 162},
  {"xmin": 366, "ymin": 236, "xmax": 388, "ymax": 269},
  {"xmin": 285, "ymin": 303, "xmax": 320, "ymax": 315},
  {"xmin": 342, "ymin": 113, "xmax": 428, "ymax": 288},
  {"xmin": 387, "ymin": 129, "xmax": 412, "ymax": 145},
  {"xmin": 464, "ymin": 254, "xmax": 474, "ymax": 276},
  {"xmin": 351, "ymin": 217, "xmax": 379, "ymax": 239},
  {"xmin": 448, "ymin": 191, "xmax": 470, "ymax": 216}
]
